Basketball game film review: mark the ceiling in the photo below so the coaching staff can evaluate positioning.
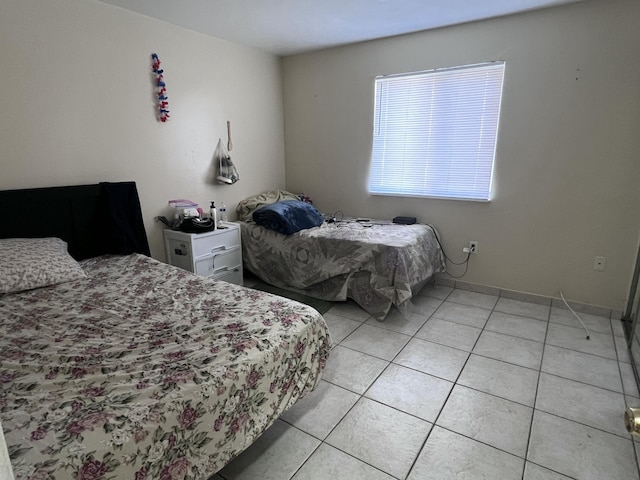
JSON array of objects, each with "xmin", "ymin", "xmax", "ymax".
[{"xmin": 96, "ymin": 0, "xmax": 584, "ymax": 56}]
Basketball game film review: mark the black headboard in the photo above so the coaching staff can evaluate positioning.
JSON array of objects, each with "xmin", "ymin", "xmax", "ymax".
[{"xmin": 0, "ymin": 182, "xmax": 150, "ymax": 260}]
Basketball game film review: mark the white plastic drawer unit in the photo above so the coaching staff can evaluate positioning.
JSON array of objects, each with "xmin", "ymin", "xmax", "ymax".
[
  {"xmin": 194, "ymin": 247, "xmax": 241, "ymax": 278},
  {"xmin": 163, "ymin": 223, "xmax": 244, "ymax": 286}
]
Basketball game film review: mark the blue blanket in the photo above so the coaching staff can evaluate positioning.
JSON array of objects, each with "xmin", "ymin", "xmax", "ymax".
[{"xmin": 253, "ymin": 200, "xmax": 324, "ymax": 235}]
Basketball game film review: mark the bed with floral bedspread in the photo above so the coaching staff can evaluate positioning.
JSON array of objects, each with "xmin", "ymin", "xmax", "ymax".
[
  {"xmin": 241, "ymin": 219, "xmax": 444, "ymax": 320},
  {"xmin": 0, "ymin": 254, "xmax": 331, "ymax": 480}
]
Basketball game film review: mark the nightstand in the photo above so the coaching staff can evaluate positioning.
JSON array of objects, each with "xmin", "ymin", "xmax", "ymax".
[{"xmin": 163, "ymin": 223, "xmax": 243, "ymax": 285}]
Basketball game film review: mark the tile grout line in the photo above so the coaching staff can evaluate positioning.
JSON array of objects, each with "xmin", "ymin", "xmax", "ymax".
[
  {"xmin": 331, "ymin": 287, "xmax": 467, "ymax": 478},
  {"xmin": 526, "ymin": 301, "xmax": 640, "ymax": 478},
  {"xmin": 400, "ymin": 288, "xmax": 458, "ymax": 479},
  {"xmin": 394, "ymin": 289, "xmax": 634, "ymax": 477},
  {"xmin": 338, "ymin": 290, "xmax": 632, "ymax": 440},
  {"xmin": 404, "ymin": 289, "xmax": 501, "ymax": 479},
  {"xmin": 285, "ymin": 420, "xmax": 400, "ymax": 480},
  {"xmin": 522, "ymin": 302, "xmax": 553, "ymax": 480},
  {"xmin": 282, "ymin": 295, "xmax": 444, "ymax": 480},
  {"xmin": 368, "ymin": 290, "xmax": 457, "ymax": 479},
  {"xmin": 434, "ymin": 292, "xmax": 621, "ymax": 477},
  {"xmin": 332, "ymin": 290, "xmax": 628, "ymax": 477}
]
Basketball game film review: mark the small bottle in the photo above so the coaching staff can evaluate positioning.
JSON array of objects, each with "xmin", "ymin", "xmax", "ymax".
[
  {"xmin": 210, "ymin": 201, "xmax": 217, "ymax": 229},
  {"xmin": 219, "ymin": 202, "xmax": 228, "ymax": 223}
]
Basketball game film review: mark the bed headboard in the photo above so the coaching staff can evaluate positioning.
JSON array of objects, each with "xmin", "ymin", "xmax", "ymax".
[{"xmin": 0, "ymin": 181, "xmax": 150, "ymax": 260}]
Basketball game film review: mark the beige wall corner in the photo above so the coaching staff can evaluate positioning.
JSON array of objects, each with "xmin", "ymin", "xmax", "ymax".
[
  {"xmin": 0, "ymin": 0, "xmax": 286, "ymax": 260},
  {"xmin": 282, "ymin": 0, "xmax": 640, "ymax": 310}
]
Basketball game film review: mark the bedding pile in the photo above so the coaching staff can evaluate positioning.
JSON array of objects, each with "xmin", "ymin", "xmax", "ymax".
[
  {"xmin": 253, "ymin": 200, "xmax": 324, "ymax": 235},
  {"xmin": 0, "ymin": 253, "xmax": 331, "ymax": 479},
  {"xmin": 236, "ymin": 189, "xmax": 300, "ymax": 223}
]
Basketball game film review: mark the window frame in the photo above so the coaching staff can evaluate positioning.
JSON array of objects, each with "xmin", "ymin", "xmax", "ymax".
[{"xmin": 367, "ymin": 61, "xmax": 506, "ymax": 202}]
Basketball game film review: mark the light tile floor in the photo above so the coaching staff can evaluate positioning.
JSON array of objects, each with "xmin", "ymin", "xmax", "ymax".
[{"xmin": 214, "ymin": 285, "xmax": 640, "ymax": 480}]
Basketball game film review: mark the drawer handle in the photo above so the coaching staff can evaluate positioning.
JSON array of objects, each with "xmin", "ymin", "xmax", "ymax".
[
  {"xmin": 194, "ymin": 246, "xmax": 239, "ymax": 262},
  {"xmin": 213, "ymin": 265, "xmax": 241, "ymax": 274},
  {"xmin": 211, "ymin": 245, "xmax": 239, "ymax": 255}
]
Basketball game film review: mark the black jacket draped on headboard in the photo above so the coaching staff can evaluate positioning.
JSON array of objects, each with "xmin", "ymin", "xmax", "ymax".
[
  {"xmin": 98, "ymin": 182, "xmax": 151, "ymax": 258},
  {"xmin": 0, "ymin": 181, "xmax": 150, "ymax": 260}
]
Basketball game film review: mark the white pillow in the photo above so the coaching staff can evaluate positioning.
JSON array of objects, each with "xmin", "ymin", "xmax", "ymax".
[{"xmin": 0, "ymin": 237, "xmax": 86, "ymax": 294}]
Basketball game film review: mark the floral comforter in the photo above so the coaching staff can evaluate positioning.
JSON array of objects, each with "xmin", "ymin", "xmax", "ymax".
[
  {"xmin": 241, "ymin": 220, "xmax": 444, "ymax": 320},
  {"xmin": 0, "ymin": 254, "xmax": 331, "ymax": 480}
]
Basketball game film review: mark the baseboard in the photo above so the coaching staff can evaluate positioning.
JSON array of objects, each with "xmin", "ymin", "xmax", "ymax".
[{"xmin": 434, "ymin": 274, "xmax": 621, "ymax": 320}]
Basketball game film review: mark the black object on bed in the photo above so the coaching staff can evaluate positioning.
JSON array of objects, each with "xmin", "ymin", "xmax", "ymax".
[
  {"xmin": 0, "ymin": 181, "xmax": 150, "ymax": 260},
  {"xmin": 252, "ymin": 199, "xmax": 324, "ymax": 235}
]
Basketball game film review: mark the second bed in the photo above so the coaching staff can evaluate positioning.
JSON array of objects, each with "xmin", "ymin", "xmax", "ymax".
[{"xmin": 241, "ymin": 218, "xmax": 444, "ymax": 320}]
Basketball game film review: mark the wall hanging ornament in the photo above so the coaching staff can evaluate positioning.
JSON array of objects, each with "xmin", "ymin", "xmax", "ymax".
[{"xmin": 151, "ymin": 53, "xmax": 170, "ymax": 122}]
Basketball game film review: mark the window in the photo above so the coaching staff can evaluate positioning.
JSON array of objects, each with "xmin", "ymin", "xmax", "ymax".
[{"xmin": 368, "ymin": 62, "xmax": 505, "ymax": 201}]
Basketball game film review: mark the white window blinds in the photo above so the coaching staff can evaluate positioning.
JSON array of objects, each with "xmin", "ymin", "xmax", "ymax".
[{"xmin": 368, "ymin": 62, "xmax": 505, "ymax": 201}]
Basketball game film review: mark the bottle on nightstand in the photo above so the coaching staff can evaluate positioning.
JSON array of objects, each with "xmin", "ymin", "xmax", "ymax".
[
  {"xmin": 219, "ymin": 202, "xmax": 228, "ymax": 223},
  {"xmin": 210, "ymin": 201, "xmax": 217, "ymax": 229}
]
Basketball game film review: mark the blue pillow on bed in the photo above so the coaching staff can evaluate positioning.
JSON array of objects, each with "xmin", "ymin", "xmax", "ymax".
[{"xmin": 253, "ymin": 200, "xmax": 324, "ymax": 235}]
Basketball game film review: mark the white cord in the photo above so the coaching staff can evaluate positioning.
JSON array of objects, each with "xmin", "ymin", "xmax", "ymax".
[{"xmin": 559, "ymin": 291, "xmax": 590, "ymax": 340}]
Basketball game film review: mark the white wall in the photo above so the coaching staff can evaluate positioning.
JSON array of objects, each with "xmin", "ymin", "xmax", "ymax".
[
  {"xmin": 282, "ymin": 0, "xmax": 640, "ymax": 310},
  {"xmin": 0, "ymin": 0, "xmax": 286, "ymax": 259}
]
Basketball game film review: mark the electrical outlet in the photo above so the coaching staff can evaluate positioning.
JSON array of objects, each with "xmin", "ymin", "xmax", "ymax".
[
  {"xmin": 593, "ymin": 256, "xmax": 606, "ymax": 271},
  {"xmin": 463, "ymin": 241, "xmax": 478, "ymax": 254}
]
